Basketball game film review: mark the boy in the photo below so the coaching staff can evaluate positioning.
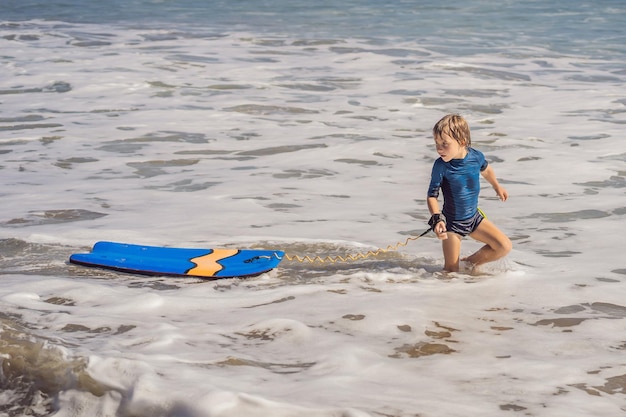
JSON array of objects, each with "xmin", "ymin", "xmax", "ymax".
[{"xmin": 427, "ymin": 114, "xmax": 512, "ymax": 272}]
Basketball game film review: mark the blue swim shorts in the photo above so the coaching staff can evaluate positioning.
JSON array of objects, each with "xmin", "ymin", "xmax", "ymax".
[{"xmin": 447, "ymin": 210, "xmax": 485, "ymax": 237}]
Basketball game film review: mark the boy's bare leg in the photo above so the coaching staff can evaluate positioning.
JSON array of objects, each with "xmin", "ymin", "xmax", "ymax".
[
  {"xmin": 464, "ymin": 218, "xmax": 512, "ymax": 268},
  {"xmin": 442, "ymin": 232, "xmax": 463, "ymax": 272}
]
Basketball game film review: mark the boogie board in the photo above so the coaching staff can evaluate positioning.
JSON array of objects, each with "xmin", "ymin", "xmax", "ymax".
[{"xmin": 69, "ymin": 241, "xmax": 284, "ymax": 279}]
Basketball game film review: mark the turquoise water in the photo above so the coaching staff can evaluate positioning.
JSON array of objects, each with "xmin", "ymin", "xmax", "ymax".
[{"xmin": 4, "ymin": 0, "xmax": 626, "ymax": 58}]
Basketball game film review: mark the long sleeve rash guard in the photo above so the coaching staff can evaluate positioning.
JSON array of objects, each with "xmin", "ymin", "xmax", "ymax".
[{"xmin": 427, "ymin": 147, "xmax": 488, "ymax": 221}]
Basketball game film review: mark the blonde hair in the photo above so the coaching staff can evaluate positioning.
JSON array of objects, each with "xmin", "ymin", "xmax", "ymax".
[{"xmin": 433, "ymin": 114, "xmax": 471, "ymax": 147}]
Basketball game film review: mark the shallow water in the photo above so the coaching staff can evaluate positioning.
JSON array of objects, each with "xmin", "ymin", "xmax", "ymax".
[{"xmin": 1, "ymin": 1, "xmax": 626, "ymax": 416}]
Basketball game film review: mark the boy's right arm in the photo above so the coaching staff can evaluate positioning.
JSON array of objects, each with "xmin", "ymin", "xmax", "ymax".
[
  {"xmin": 427, "ymin": 196, "xmax": 440, "ymax": 216},
  {"xmin": 427, "ymin": 196, "xmax": 448, "ymax": 240}
]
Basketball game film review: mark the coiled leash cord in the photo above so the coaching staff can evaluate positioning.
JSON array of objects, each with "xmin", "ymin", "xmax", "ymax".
[
  {"xmin": 277, "ymin": 208, "xmax": 487, "ymax": 264},
  {"xmin": 279, "ymin": 228, "xmax": 431, "ymax": 264}
]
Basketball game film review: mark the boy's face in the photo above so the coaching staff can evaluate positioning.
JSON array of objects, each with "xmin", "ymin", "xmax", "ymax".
[{"xmin": 434, "ymin": 132, "xmax": 466, "ymax": 162}]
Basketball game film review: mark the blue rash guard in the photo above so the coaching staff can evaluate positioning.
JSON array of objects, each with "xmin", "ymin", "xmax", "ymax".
[{"xmin": 427, "ymin": 147, "xmax": 488, "ymax": 222}]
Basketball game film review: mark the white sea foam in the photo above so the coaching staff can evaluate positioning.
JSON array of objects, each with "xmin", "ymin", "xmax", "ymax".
[{"xmin": 1, "ymin": 18, "xmax": 625, "ymax": 417}]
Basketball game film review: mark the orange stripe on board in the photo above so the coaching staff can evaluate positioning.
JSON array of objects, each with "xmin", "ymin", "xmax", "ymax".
[{"xmin": 187, "ymin": 249, "xmax": 239, "ymax": 276}]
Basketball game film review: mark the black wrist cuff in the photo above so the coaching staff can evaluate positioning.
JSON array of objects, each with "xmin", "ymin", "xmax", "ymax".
[{"xmin": 428, "ymin": 213, "xmax": 446, "ymax": 231}]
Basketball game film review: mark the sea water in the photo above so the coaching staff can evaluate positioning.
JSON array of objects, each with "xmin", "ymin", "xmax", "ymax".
[{"xmin": 1, "ymin": 1, "xmax": 625, "ymax": 416}]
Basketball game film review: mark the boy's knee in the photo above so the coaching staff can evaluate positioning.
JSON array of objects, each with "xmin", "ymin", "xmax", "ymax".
[{"xmin": 500, "ymin": 237, "xmax": 512, "ymax": 256}]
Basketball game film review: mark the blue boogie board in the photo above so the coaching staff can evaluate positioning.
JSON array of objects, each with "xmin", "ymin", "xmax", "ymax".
[{"xmin": 69, "ymin": 241, "xmax": 284, "ymax": 279}]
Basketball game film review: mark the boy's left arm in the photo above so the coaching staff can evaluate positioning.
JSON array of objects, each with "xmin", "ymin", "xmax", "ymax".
[{"xmin": 481, "ymin": 165, "xmax": 508, "ymax": 202}]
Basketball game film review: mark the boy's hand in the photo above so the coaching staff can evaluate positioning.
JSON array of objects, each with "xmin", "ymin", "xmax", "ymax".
[
  {"xmin": 495, "ymin": 186, "xmax": 508, "ymax": 202},
  {"xmin": 428, "ymin": 213, "xmax": 448, "ymax": 240},
  {"xmin": 434, "ymin": 221, "xmax": 448, "ymax": 240}
]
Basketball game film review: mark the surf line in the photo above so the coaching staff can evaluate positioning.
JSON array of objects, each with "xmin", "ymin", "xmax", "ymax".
[{"xmin": 275, "ymin": 229, "xmax": 431, "ymax": 264}]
